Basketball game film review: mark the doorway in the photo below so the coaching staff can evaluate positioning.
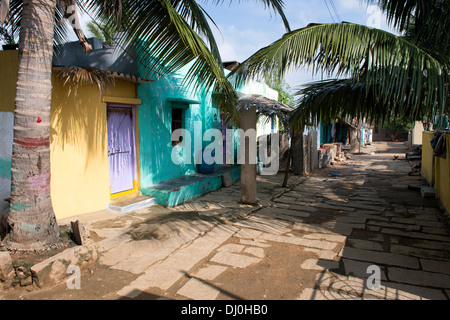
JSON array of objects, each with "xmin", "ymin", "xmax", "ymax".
[{"xmin": 107, "ymin": 104, "xmax": 137, "ymax": 196}]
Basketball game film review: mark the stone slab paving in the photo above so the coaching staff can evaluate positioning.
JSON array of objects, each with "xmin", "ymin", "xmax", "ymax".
[
  {"xmin": 116, "ymin": 224, "xmax": 238, "ymax": 298},
  {"xmin": 13, "ymin": 142, "xmax": 448, "ymax": 301}
]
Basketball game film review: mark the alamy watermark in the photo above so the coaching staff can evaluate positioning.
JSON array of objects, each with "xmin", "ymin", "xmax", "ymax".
[
  {"xmin": 66, "ymin": 265, "xmax": 81, "ymax": 290},
  {"xmin": 366, "ymin": 265, "xmax": 381, "ymax": 290},
  {"xmin": 171, "ymin": 121, "xmax": 280, "ymax": 175}
]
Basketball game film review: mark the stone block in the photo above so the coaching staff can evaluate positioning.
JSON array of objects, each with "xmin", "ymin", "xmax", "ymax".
[
  {"xmin": 210, "ymin": 251, "xmax": 261, "ymax": 268},
  {"xmin": 222, "ymin": 172, "xmax": 233, "ymax": 187},
  {"xmin": 0, "ymin": 251, "xmax": 14, "ymax": 282},
  {"xmin": 31, "ymin": 245, "xmax": 98, "ymax": 287},
  {"xmin": 339, "ymin": 247, "xmax": 420, "ymax": 269},
  {"xmin": 177, "ymin": 278, "xmax": 221, "ymax": 300},
  {"xmin": 388, "ymin": 267, "xmax": 450, "ymax": 289}
]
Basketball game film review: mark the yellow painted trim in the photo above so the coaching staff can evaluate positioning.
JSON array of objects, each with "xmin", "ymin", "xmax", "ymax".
[
  {"xmin": 110, "ymin": 180, "xmax": 138, "ymax": 199},
  {"xmin": 102, "ymin": 96, "xmax": 142, "ymax": 105},
  {"xmin": 135, "ymin": 106, "xmax": 142, "ymax": 192}
]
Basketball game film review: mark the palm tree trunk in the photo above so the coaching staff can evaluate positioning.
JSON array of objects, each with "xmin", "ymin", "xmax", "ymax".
[{"xmin": 5, "ymin": 0, "xmax": 59, "ymax": 250}]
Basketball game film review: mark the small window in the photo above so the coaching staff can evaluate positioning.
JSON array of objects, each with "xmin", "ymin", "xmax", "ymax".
[{"xmin": 172, "ymin": 108, "xmax": 184, "ymax": 147}]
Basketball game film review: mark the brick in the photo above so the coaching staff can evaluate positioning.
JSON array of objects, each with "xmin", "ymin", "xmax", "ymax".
[
  {"xmin": 342, "ymin": 259, "xmax": 387, "ymax": 281},
  {"xmin": 420, "ymin": 259, "xmax": 450, "ymax": 275},
  {"xmin": 390, "ymin": 244, "xmax": 448, "ymax": 261},
  {"xmin": 303, "ymin": 233, "xmax": 347, "ymax": 243},
  {"xmin": 367, "ymin": 220, "xmax": 420, "ymax": 231},
  {"xmin": 347, "ymin": 239, "xmax": 384, "ymax": 252},
  {"xmin": 257, "ymin": 207, "xmax": 311, "ymax": 219},
  {"xmin": 388, "ymin": 267, "xmax": 450, "ymax": 289},
  {"xmin": 259, "ymin": 233, "xmax": 338, "ymax": 251},
  {"xmin": 421, "ymin": 227, "xmax": 449, "ymax": 236},
  {"xmin": 176, "ymin": 278, "xmax": 220, "ymax": 300},
  {"xmin": 271, "ymin": 202, "xmax": 319, "ymax": 213},
  {"xmin": 380, "ymin": 228, "xmax": 450, "ymax": 243},
  {"xmin": 390, "ymin": 217, "xmax": 443, "ymax": 228},
  {"xmin": 243, "ymin": 247, "xmax": 265, "ymax": 258},
  {"xmin": 340, "ymin": 247, "xmax": 420, "ymax": 269},
  {"xmin": 234, "ymin": 228, "xmax": 263, "ymax": 239},
  {"xmin": 238, "ymin": 239, "xmax": 271, "ymax": 248}
]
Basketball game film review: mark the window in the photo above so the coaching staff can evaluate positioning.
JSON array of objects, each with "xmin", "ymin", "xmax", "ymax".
[{"xmin": 172, "ymin": 108, "xmax": 184, "ymax": 147}]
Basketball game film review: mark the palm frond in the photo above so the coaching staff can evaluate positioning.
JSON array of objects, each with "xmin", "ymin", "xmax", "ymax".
[
  {"xmin": 55, "ymin": 65, "xmax": 115, "ymax": 96},
  {"xmin": 86, "ymin": 21, "xmax": 105, "ymax": 42},
  {"xmin": 83, "ymin": 0, "xmax": 238, "ymax": 122},
  {"xmin": 2, "ymin": 0, "xmax": 88, "ymax": 57},
  {"xmin": 290, "ymin": 79, "xmax": 391, "ymax": 132},
  {"xmin": 368, "ymin": 0, "xmax": 450, "ymax": 57},
  {"xmin": 230, "ymin": 22, "xmax": 448, "ymax": 124}
]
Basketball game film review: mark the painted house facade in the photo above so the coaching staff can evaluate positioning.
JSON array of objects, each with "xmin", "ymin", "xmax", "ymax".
[
  {"xmin": 0, "ymin": 39, "xmax": 280, "ymax": 220},
  {"xmin": 0, "ymin": 45, "xmax": 145, "ymax": 220}
]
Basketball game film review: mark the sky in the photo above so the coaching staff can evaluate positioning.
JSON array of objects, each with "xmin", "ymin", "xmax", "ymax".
[
  {"xmin": 76, "ymin": 0, "xmax": 398, "ymax": 94},
  {"xmin": 196, "ymin": 0, "xmax": 398, "ymax": 93}
]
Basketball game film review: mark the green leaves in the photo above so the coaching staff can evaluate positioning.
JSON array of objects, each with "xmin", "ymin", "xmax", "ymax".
[
  {"xmin": 371, "ymin": 0, "xmax": 450, "ymax": 57},
  {"xmin": 230, "ymin": 21, "xmax": 449, "ymax": 127},
  {"xmin": 83, "ymin": 0, "xmax": 290, "ymax": 123}
]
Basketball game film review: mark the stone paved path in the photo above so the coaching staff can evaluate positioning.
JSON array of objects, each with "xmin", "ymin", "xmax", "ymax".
[{"xmin": 2, "ymin": 142, "xmax": 450, "ymax": 300}]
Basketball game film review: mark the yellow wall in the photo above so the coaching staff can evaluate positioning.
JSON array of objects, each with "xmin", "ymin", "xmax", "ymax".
[
  {"xmin": 51, "ymin": 76, "xmax": 138, "ymax": 219},
  {"xmin": 0, "ymin": 50, "xmax": 18, "ymax": 112},
  {"xmin": 422, "ymin": 131, "xmax": 435, "ymax": 184},
  {"xmin": 422, "ymin": 131, "xmax": 450, "ymax": 214},
  {"xmin": 435, "ymin": 135, "xmax": 450, "ymax": 213},
  {"xmin": 1, "ymin": 51, "xmax": 139, "ymax": 219}
]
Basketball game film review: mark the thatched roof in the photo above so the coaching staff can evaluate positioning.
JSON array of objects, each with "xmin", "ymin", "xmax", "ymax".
[
  {"xmin": 53, "ymin": 66, "xmax": 152, "ymax": 96},
  {"xmin": 237, "ymin": 93, "xmax": 294, "ymax": 121}
]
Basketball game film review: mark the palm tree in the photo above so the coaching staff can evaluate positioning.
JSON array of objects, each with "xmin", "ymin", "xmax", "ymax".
[
  {"xmin": 0, "ymin": 0, "xmax": 290, "ymax": 249},
  {"xmin": 1, "ymin": 0, "xmax": 62, "ymax": 250},
  {"xmin": 230, "ymin": 0, "xmax": 449, "ymax": 131},
  {"xmin": 86, "ymin": 20, "xmax": 115, "ymax": 44}
]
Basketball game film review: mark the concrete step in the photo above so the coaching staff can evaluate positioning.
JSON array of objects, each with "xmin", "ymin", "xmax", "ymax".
[{"xmin": 107, "ymin": 195, "xmax": 156, "ymax": 213}]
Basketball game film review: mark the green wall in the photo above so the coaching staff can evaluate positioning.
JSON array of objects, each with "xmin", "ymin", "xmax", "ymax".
[{"xmin": 138, "ymin": 65, "xmax": 221, "ymax": 188}]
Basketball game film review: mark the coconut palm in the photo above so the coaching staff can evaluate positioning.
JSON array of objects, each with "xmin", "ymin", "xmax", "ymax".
[
  {"xmin": 230, "ymin": 0, "xmax": 449, "ymax": 131},
  {"xmin": 0, "ymin": 0, "xmax": 290, "ymax": 249},
  {"xmin": 86, "ymin": 20, "xmax": 115, "ymax": 44}
]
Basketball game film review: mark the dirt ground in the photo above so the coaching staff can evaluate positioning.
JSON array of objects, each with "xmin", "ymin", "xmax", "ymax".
[{"xmin": 1, "ymin": 141, "xmax": 449, "ymax": 301}]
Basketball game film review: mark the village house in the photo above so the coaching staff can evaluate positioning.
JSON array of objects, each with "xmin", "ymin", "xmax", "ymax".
[{"xmin": 0, "ymin": 38, "xmax": 286, "ymax": 220}]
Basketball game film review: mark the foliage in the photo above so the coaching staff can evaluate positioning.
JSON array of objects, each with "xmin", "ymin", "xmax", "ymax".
[
  {"xmin": 86, "ymin": 20, "xmax": 116, "ymax": 44},
  {"xmin": 0, "ymin": 25, "xmax": 15, "ymax": 44},
  {"xmin": 380, "ymin": 115, "xmax": 414, "ymax": 141},
  {"xmin": 229, "ymin": 0, "xmax": 449, "ymax": 131},
  {"xmin": 264, "ymin": 72, "xmax": 294, "ymax": 106}
]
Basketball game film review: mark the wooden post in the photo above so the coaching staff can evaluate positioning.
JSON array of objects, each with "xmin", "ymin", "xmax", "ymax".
[{"xmin": 240, "ymin": 106, "xmax": 257, "ymax": 205}]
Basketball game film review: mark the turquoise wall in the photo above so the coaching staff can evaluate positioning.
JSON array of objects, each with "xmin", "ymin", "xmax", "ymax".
[
  {"xmin": 137, "ymin": 65, "xmax": 222, "ymax": 188},
  {"xmin": 0, "ymin": 158, "xmax": 11, "ymax": 180}
]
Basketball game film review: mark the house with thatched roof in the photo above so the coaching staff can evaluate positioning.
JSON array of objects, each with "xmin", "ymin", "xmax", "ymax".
[
  {"xmin": 0, "ymin": 40, "xmax": 289, "ymax": 220},
  {"xmin": 0, "ymin": 38, "xmax": 149, "ymax": 220}
]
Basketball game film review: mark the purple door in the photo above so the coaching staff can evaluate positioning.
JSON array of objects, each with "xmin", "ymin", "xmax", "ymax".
[{"xmin": 107, "ymin": 106, "xmax": 136, "ymax": 195}]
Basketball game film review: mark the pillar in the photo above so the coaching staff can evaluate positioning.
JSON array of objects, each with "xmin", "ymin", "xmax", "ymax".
[{"xmin": 239, "ymin": 106, "xmax": 257, "ymax": 205}]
